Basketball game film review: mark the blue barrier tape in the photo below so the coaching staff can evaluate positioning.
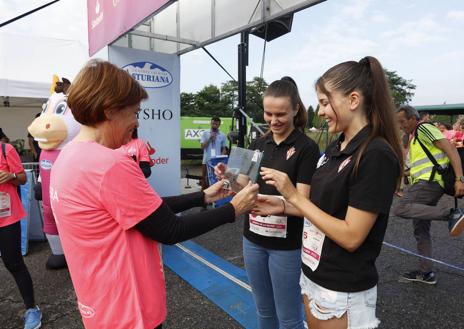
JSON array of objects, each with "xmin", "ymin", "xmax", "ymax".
[{"xmin": 383, "ymin": 241, "xmax": 464, "ymax": 272}]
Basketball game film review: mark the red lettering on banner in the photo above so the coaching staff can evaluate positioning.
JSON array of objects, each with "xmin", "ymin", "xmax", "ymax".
[
  {"xmin": 249, "ymin": 219, "xmax": 285, "ymax": 229},
  {"xmin": 154, "ymin": 157, "xmax": 169, "ymax": 165},
  {"xmin": 303, "ymin": 247, "xmax": 320, "ymax": 260}
]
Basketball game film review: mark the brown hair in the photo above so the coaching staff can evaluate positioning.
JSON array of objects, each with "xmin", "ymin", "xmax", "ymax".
[
  {"xmin": 316, "ymin": 56, "xmax": 403, "ymax": 177},
  {"xmin": 264, "ymin": 77, "xmax": 308, "ymax": 131},
  {"xmin": 67, "ymin": 59, "xmax": 148, "ymax": 126}
]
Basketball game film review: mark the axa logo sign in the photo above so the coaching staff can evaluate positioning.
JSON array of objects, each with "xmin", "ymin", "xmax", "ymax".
[
  {"xmin": 122, "ymin": 62, "xmax": 173, "ymax": 88},
  {"xmin": 184, "ymin": 129, "xmax": 207, "ymax": 140}
]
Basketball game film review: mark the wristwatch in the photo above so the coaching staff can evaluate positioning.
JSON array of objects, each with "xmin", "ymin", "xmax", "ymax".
[
  {"xmin": 11, "ymin": 172, "xmax": 17, "ymax": 180},
  {"xmin": 455, "ymin": 175, "xmax": 464, "ymax": 183}
]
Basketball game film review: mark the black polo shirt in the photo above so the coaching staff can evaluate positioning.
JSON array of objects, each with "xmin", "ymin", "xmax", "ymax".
[
  {"xmin": 304, "ymin": 126, "xmax": 399, "ymax": 292},
  {"xmin": 244, "ymin": 129, "xmax": 320, "ymax": 250}
]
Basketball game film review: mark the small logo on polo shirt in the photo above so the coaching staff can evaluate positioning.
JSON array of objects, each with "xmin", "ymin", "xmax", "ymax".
[
  {"xmin": 78, "ymin": 302, "xmax": 95, "ymax": 318},
  {"xmin": 286, "ymin": 147, "xmax": 296, "ymax": 160},
  {"xmin": 317, "ymin": 154, "xmax": 328, "ymax": 168},
  {"xmin": 338, "ymin": 156, "xmax": 352, "ymax": 172}
]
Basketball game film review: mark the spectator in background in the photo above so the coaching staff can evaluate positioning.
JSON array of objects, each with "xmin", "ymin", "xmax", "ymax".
[
  {"xmin": 28, "ymin": 113, "xmax": 42, "ymax": 162},
  {"xmin": 0, "ymin": 128, "xmax": 10, "ymax": 143},
  {"xmin": 437, "ymin": 122, "xmax": 455, "ymax": 141},
  {"xmin": 119, "ymin": 128, "xmax": 152, "ymax": 178},
  {"xmin": 420, "ymin": 111, "xmax": 431, "ymax": 123},
  {"xmin": 200, "ymin": 117, "xmax": 227, "ymax": 189},
  {"xmin": 395, "ymin": 105, "xmax": 464, "ymax": 285},
  {"xmin": 451, "ymin": 119, "xmax": 464, "ymax": 147},
  {"xmin": 1, "ymin": 141, "xmax": 43, "ymax": 329}
]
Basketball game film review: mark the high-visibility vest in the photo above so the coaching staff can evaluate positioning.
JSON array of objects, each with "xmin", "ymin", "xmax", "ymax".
[{"xmin": 409, "ymin": 124, "xmax": 449, "ymax": 187}]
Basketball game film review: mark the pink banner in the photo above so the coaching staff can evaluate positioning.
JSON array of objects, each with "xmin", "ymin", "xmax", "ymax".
[{"xmin": 87, "ymin": 0, "xmax": 172, "ymax": 56}]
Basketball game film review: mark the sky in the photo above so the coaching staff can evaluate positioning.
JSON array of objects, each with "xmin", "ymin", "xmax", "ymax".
[
  {"xmin": 1, "ymin": 0, "xmax": 463, "ymax": 109},
  {"xmin": 180, "ymin": 0, "xmax": 464, "ymax": 108}
]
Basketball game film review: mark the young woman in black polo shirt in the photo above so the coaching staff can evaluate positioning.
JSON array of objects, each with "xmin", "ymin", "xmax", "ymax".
[
  {"xmin": 260, "ymin": 57, "xmax": 403, "ymax": 329},
  {"xmin": 218, "ymin": 77, "xmax": 320, "ymax": 329}
]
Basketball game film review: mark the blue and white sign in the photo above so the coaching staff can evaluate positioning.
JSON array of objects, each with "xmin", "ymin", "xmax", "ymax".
[
  {"xmin": 109, "ymin": 46, "xmax": 180, "ymax": 196},
  {"xmin": 122, "ymin": 61, "xmax": 173, "ymax": 88}
]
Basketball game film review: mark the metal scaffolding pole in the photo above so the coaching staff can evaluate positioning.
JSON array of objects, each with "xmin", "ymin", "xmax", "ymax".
[{"xmin": 237, "ymin": 31, "xmax": 249, "ymax": 147}]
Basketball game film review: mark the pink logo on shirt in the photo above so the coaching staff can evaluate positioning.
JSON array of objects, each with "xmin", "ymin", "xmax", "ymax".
[
  {"xmin": 286, "ymin": 147, "xmax": 296, "ymax": 160},
  {"xmin": 78, "ymin": 302, "xmax": 96, "ymax": 318},
  {"xmin": 338, "ymin": 156, "xmax": 352, "ymax": 173}
]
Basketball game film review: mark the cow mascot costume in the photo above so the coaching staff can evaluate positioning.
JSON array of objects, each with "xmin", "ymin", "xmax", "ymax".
[{"xmin": 28, "ymin": 78, "xmax": 80, "ymax": 269}]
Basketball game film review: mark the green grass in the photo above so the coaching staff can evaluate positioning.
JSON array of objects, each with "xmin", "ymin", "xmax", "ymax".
[
  {"xmin": 306, "ymin": 129, "xmax": 337, "ymax": 152},
  {"xmin": 181, "ymin": 159, "xmax": 203, "ymax": 166}
]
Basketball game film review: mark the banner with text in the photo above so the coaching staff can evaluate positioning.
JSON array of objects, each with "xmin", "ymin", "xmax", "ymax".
[{"xmin": 109, "ymin": 46, "xmax": 180, "ymax": 196}]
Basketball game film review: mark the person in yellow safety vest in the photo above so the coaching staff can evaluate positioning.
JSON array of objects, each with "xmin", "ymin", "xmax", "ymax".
[{"xmin": 394, "ymin": 105, "xmax": 464, "ymax": 285}]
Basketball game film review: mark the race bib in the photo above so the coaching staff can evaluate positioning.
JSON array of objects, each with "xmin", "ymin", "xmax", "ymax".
[
  {"xmin": 249, "ymin": 214, "xmax": 287, "ymax": 238},
  {"xmin": 0, "ymin": 192, "xmax": 12, "ymax": 218},
  {"xmin": 301, "ymin": 217, "xmax": 325, "ymax": 271}
]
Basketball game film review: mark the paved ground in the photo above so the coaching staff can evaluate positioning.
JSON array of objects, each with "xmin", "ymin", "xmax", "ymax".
[{"xmin": 1, "ymin": 166, "xmax": 464, "ymax": 328}]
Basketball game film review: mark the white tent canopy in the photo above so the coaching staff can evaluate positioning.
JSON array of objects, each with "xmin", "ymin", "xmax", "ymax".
[
  {"xmin": 0, "ymin": 32, "xmax": 88, "ymax": 101},
  {"xmin": 0, "ymin": 0, "xmax": 95, "ymax": 103},
  {"xmin": 113, "ymin": 0, "xmax": 324, "ymax": 55},
  {"xmin": 1, "ymin": 0, "xmax": 324, "ymax": 102}
]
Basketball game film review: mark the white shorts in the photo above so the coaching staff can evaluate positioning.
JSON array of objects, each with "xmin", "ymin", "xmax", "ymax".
[{"xmin": 300, "ymin": 274, "xmax": 380, "ymax": 329}]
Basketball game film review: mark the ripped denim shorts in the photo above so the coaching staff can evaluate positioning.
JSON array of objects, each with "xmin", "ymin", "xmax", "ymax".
[{"xmin": 300, "ymin": 274, "xmax": 380, "ymax": 329}]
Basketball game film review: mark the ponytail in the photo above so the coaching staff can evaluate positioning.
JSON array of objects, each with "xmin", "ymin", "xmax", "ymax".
[{"xmin": 315, "ymin": 56, "xmax": 403, "ymax": 179}]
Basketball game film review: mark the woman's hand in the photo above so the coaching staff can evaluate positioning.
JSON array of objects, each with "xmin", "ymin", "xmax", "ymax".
[
  {"xmin": 251, "ymin": 195, "xmax": 284, "ymax": 216},
  {"xmin": 260, "ymin": 167, "xmax": 297, "ymax": 201},
  {"xmin": 230, "ymin": 182, "xmax": 259, "ymax": 216},
  {"xmin": 214, "ymin": 162, "xmax": 228, "ymax": 180},
  {"xmin": 203, "ymin": 180, "xmax": 235, "ymax": 204},
  {"xmin": 215, "ymin": 163, "xmax": 249, "ymax": 193},
  {"xmin": 0, "ymin": 170, "xmax": 14, "ymax": 184}
]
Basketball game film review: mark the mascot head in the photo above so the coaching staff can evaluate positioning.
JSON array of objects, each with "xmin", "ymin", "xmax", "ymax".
[{"xmin": 28, "ymin": 92, "xmax": 81, "ymax": 150}]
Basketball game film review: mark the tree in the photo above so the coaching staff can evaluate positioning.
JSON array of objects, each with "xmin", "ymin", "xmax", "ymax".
[
  {"xmin": 220, "ymin": 80, "xmax": 238, "ymax": 114},
  {"xmin": 180, "ymin": 92, "xmax": 197, "ymax": 116},
  {"xmin": 194, "ymin": 84, "xmax": 228, "ymax": 118},
  {"xmin": 180, "ymin": 77, "xmax": 269, "ymax": 120},
  {"xmin": 385, "ymin": 69, "xmax": 416, "ymax": 108},
  {"xmin": 220, "ymin": 77, "xmax": 268, "ymax": 123},
  {"xmin": 307, "ymin": 105, "xmax": 315, "ymax": 128},
  {"xmin": 245, "ymin": 77, "xmax": 268, "ymax": 123},
  {"xmin": 311, "ymin": 104, "xmax": 324, "ymax": 129}
]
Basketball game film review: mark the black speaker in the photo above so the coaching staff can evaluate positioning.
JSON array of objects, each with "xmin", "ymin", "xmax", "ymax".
[{"xmin": 251, "ymin": 14, "xmax": 293, "ymax": 42}]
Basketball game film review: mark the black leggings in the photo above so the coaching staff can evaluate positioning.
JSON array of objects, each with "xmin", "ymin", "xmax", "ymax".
[{"xmin": 0, "ymin": 221, "xmax": 35, "ymax": 309}]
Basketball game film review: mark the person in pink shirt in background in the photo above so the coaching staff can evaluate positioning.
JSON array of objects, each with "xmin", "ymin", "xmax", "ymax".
[
  {"xmin": 436, "ymin": 122, "xmax": 455, "ymax": 141},
  {"xmin": 1, "ymin": 142, "xmax": 43, "ymax": 329},
  {"xmin": 119, "ymin": 128, "xmax": 152, "ymax": 178},
  {"xmin": 451, "ymin": 120, "xmax": 464, "ymax": 147},
  {"xmin": 49, "ymin": 60, "xmax": 258, "ymax": 329}
]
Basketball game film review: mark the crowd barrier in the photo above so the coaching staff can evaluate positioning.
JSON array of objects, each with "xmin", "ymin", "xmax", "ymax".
[
  {"xmin": 20, "ymin": 163, "xmax": 46, "ymax": 255},
  {"xmin": 207, "ymin": 155, "xmax": 232, "ymax": 207}
]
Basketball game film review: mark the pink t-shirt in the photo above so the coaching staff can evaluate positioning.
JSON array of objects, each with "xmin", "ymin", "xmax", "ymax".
[
  {"xmin": 444, "ymin": 129, "xmax": 456, "ymax": 140},
  {"xmin": 119, "ymin": 138, "xmax": 150, "ymax": 164},
  {"xmin": 50, "ymin": 141, "xmax": 165, "ymax": 329},
  {"xmin": 0, "ymin": 143, "xmax": 26, "ymax": 228}
]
